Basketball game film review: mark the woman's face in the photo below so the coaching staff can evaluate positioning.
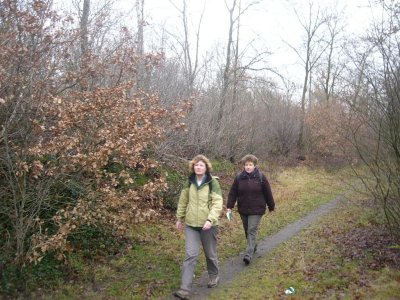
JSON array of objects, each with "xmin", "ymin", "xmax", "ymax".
[
  {"xmin": 244, "ymin": 161, "xmax": 255, "ymax": 173},
  {"xmin": 194, "ymin": 161, "xmax": 207, "ymax": 176}
]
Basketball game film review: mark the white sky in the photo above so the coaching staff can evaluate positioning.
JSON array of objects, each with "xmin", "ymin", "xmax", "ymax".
[
  {"xmin": 52, "ymin": 0, "xmax": 381, "ymax": 88},
  {"xmin": 136, "ymin": 1, "xmax": 376, "ymax": 41},
  {"xmin": 115, "ymin": 0, "xmax": 380, "ymax": 87},
  {"xmin": 45, "ymin": 0, "xmax": 382, "ymax": 105}
]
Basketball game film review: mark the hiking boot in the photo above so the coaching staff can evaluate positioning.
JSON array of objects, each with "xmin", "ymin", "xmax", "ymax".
[
  {"xmin": 173, "ymin": 289, "xmax": 190, "ymax": 299},
  {"xmin": 243, "ymin": 256, "xmax": 251, "ymax": 265},
  {"xmin": 207, "ymin": 276, "xmax": 219, "ymax": 288}
]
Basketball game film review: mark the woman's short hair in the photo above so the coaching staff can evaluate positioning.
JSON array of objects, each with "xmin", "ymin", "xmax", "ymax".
[
  {"xmin": 189, "ymin": 155, "xmax": 213, "ymax": 173},
  {"xmin": 241, "ymin": 154, "xmax": 258, "ymax": 165}
]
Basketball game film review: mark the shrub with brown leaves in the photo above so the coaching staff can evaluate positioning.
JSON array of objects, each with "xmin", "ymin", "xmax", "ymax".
[{"xmin": 0, "ymin": 0, "xmax": 189, "ymax": 266}]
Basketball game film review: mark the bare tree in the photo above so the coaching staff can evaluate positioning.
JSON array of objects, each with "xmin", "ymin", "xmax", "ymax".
[
  {"xmin": 287, "ymin": 1, "xmax": 330, "ymax": 151},
  {"xmin": 80, "ymin": 0, "xmax": 90, "ymax": 55},
  {"xmin": 217, "ymin": 0, "xmax": 262, "ymax": 123},
  {"xmin": 346, "ymin": 0, "xmax": 400, "ymax": 237},
  {"xmin": 135, "ymin": 0, "xmax": 146, "ymax": 91},
  {"xmin": 167, "ymin": 0, "xmax": 204, "ymax": 94},
  {"xmin": 217, "ymin": 0, "xmax": 237, "ymax": 125},
  {"xmin": 79, "ymin": 0, "xmax": 90, "ymax": 91},
  {"xmin": 314, "ymin": 9, "xmax": 346, "ymax": 103}
]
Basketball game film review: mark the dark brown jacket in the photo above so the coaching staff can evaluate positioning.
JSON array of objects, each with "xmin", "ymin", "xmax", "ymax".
[{"xmin": 227, "ymin": 168, "xmax": 275, "ymax": 215}]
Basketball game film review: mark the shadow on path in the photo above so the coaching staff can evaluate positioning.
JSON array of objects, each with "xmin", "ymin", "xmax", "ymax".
[{"xmin": 167, "ymin": 193, "xmax": 345, "ymax": 300}]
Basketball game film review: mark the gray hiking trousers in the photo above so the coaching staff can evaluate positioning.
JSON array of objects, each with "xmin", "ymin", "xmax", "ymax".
[
  {"xmin": 240, "ymin": 214, "xmax": 263, "ymax": 260},
  {"xmin": 181, "ymin": 225, "xmax": 219, "ymax": 291}
]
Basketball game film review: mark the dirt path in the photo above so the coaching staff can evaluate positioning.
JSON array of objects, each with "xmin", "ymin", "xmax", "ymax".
[{"xmin": 166, "ymin": 193, "xmax": 345, "ymax": 300}]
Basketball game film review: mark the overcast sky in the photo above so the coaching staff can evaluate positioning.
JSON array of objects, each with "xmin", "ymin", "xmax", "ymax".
[
  {"xmin": 54, "ymin": 0, "xmax": 380, "ymax": 91},
  {"xmin": 115, "ymin": 0, "xmax": 380, "ymax": 87},
  {"xmin": 141, "ymin": 0, "xmax": 374, "ymax": 41}
]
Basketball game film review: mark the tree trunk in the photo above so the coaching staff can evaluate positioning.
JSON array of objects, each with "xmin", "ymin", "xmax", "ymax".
[
  {"xmin": 80, "ymin": 0, "xmax": 90, "ymax": 56},
  {"xmin": 217, "ymin": 0, "xmax": 237, "ymax": 125},
  {"xmin": 136, "ymin": 0, "xmax": 145, "ymax": 91},
  {"xmin": 80, "ymin": 0, "xmax": 90, "ymax": 91}
]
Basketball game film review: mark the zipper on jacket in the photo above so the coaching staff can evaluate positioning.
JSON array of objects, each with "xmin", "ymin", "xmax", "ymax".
[{"xmin": 196, "ymin": 187, "xmax": 199, "ymax": 225}]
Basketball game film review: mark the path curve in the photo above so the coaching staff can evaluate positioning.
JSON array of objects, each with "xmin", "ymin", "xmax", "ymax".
[{"xmin": 167, "ymin": 193, "xmax": 345, "ymax": 300}]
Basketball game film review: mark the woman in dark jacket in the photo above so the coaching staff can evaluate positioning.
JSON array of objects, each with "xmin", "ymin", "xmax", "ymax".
[{"xmin": 227, "ymin": 154, "xmax": 275, "ymax": 265}]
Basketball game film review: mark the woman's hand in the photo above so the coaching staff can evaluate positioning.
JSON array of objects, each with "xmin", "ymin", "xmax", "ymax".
[
  {"xmin": 202, "ymin": 220, "xmax": 212, "ymax": 230},
  {"xmin": 176, "ymin": 220, "xmax": 183, "ymax": 230}
]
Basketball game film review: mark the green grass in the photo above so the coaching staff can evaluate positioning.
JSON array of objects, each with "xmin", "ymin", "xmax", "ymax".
[
  {"xmin": 209, "ymin": 193, "xmax": 400, "ymax": 299},
  {"xmin": 36, "ymin": 164, "xmax": 400, "ymax": 300},
  {"xmin": 216, "ymin": 166, "xmax": 350, "ymax": 266},
  {"xmin": 41, "ymin": 164, "xmax": 356, "ymax": 299},
  {"xmin": 369, "ymin": 267, "xmax": 400, "ymax": 299},
  {"xmin": 44, "ymin": 219, "xmax": 186, "ymax": 300}
]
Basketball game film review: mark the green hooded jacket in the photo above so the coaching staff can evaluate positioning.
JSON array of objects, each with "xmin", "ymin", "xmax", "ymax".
[{"xmin": 176, "ymin": 173, "xmax": 223, "ymax": 227}]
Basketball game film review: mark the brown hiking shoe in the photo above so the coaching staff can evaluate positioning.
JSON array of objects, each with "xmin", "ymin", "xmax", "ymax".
[
  {"xmin": 173, "ymin": 289, "xmax": 190, "ymax": 299},
  {"xmin": 207, "ymin": 275, "xmax": 219, "ymax": 288}
]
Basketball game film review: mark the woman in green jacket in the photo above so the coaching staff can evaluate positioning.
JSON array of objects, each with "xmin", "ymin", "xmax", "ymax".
[{"xmin": 173, "ymin": 155, "xmax": 223, "ymax": 300}]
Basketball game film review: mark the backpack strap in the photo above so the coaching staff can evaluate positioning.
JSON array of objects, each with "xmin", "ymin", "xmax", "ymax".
[
  {"xmin": 258, "ymin": 171, "xmax": 268, "ymax": 198},
  {"xmin": 258, "ymin": 171, "xmax": 265, "ymax": 184},
  {"xmin": 208, "ymin": 176, "xmax": 220, "ymax": 194}
]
